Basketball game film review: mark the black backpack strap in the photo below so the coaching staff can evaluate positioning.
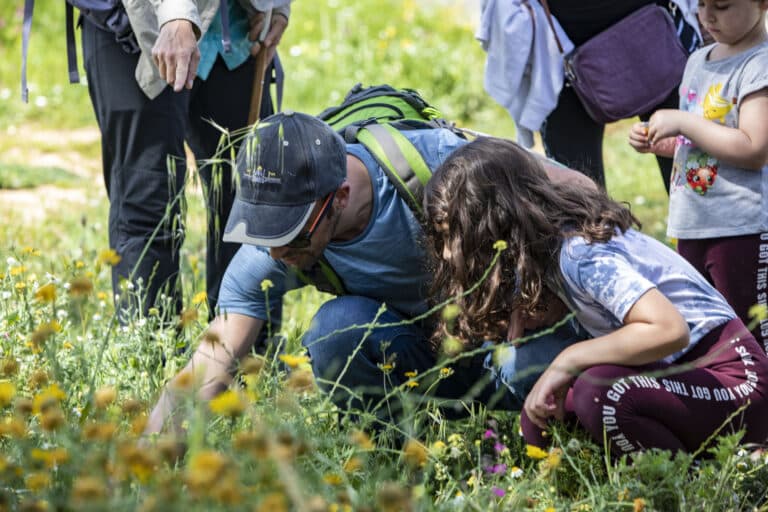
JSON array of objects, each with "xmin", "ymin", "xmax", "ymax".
[
  {"xmin": 21, "ymin": 0, "xmax": 35, "ymax": 101},
  {"xmin": 272, "ymin": 52, "xmax": 284, "ymax": 112},
  {"xmin": 65, "ymin": 2, "xmax": 80, "ymax": 83}
]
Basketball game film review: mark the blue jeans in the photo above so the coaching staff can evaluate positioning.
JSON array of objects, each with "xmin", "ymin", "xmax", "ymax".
[{"xmin": 302, "ymin": 296, "xmax": 585, "ymax": 421}]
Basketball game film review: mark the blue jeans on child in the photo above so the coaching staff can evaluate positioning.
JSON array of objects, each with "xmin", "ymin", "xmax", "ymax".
[{"xmin": 302, "ymin": 296, "xmax": 585, "ymax": 420}]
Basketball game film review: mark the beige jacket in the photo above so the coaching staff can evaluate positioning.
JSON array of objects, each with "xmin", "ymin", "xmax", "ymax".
[{"xmin": 122, "ymin": 0, "xmax": 288, "ymax": 99}]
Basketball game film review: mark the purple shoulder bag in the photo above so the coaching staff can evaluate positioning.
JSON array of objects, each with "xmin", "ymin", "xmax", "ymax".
[{"xmin": 541, "ymin": 1, "xmax": 689, "ymax": 125}]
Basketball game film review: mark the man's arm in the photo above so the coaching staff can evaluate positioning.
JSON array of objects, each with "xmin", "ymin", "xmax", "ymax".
[{"xmin": 144, "ymin": 313, "xmax": 265, "ymax": 436}]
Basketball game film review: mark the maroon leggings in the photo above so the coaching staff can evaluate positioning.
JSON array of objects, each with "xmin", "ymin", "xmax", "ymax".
[
  {"xmin": 678, "ymin": 233, "xmax": 768, "ymax": 354},
  {"xmin": 522, "ymin": 319, "xmax": 768, "ymax": 455}
]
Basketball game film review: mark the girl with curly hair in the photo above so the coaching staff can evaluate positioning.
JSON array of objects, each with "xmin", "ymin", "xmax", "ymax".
[{"xmin": 425, "ymin": 136, "xmax": 768, "ymax": 455}]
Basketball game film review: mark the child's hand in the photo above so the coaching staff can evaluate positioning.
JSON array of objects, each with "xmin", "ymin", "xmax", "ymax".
[
  {"xmin": 628, "ymin": 122, "xmax": 652, "ymax": 153},
  {"xmin": 647, "ymin": 109, "xmax": 684, "ymax": 145}
]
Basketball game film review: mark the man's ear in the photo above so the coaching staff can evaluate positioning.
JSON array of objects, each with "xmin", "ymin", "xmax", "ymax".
[{"xmin": 334, "ymin": 182, "xmax": 351, "ymax": 210}]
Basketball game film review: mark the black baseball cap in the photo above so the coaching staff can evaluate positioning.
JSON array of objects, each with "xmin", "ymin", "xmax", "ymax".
[{"xmin": 223, "ymin": 111, "xmax": 347, "ymax": 247}]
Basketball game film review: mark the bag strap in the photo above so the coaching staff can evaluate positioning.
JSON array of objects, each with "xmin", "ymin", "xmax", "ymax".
[
  {"xmin": 536, "ymin": 0, "xmax": 564, "ymax": 55},
  {"xmin": 356, "ymin": 123, "xmax": 431, "ymax": 218},
  {"xmin": 65, "ymin": 2, "xmax": 80, "ymax": 84},
  {"xmin": 219, "ymin": 0, "xmax": 231, "ymax": 53},
  {"xmin": 21, "ymin": 0, "xmax": 35, "ymax": 102}
]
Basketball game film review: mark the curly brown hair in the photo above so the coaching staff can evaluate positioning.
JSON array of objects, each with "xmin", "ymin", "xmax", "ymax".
[{"xmin": 425, "ymin": 137, "xmax": 639, "ymax": 349}]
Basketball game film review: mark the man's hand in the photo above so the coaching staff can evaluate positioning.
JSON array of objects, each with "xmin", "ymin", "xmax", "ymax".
[
  {"xmin": 152, "ymin": 19, "xmax": 200, "ymax": 92},
  {"xmin": 248, "ymin": 12, "xmax": 288, "ymax": 60}
]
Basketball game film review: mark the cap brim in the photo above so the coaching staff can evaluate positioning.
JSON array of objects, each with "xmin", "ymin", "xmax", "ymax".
[{"xmin": 223, "ymin": 198, "xmax": 314, "ymax": 247}]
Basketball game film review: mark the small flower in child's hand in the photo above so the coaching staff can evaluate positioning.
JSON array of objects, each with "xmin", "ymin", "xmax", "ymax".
[{"xmin": 493, "ymin": 240, "xmax": 508, "ymax": 251}]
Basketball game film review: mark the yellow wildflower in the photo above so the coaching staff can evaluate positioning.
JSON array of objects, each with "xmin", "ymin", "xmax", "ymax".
[
  {"xmin": 749, "ymin": 304, "xmax": 768, "ymax": 322},
  {"xmin": 343, "ymin": 456, "xmax": 363, "ymax": 473},
  {"xmin": 260, "ymin": 279, "xmax": 274, "ymax": 292},
  {"xmin": 31, "ymin": 447, "xmax": 69, "ymax": 469},
  {"xmin": 526, "ymin": 444, "xmax": 548, "ymax": 460},
  {"xmin": 75, "ymin": 260, "xmax": 86, "ymax": 269},
  {"xmin": 285, "ymin": 369, "xmax": 315, "ymax": 393},
  {"xmin": 15, "ymin": 282, "xmax": 26, "ymax": 292},
  {"xmin": 430, "ymin": 440, "xmax": 447, "ymax": 457},
  {"xmin": 178, "ymin": 308, "xmax": 198, "ymax": 327},
  {"xmin": 1, "ymin": 358, "xmax": 20, "ymax": 377},
  {"xmin": 185, "ymin": 450, "xmax": 229, "ymax": 489},
  {"xmin": 376, "ymin": 481, "xmax": 411, "ymax": 512},
  {"xmin": 29, "ymin": 321, "xmax": 62, "ymax": 348},
  {"xmin": 349, "ymin": 429, "xmax": 374, "ymax": 451},
  {"xmin": 82, "ymin": 421, "xmax": 118, "ymax": 442},
  {"xmin": 32, "ymin": 384, "xmax": 66, "ymax": 414},
  {"xmin": 403, "ymin": 439, "xmax": 428, "ymax": 468},
  {"xmin": 97, "ymin": 249, "xmax": 121, "ymax": 266},
  {"xmin": 323, "ymin": 472, "xmax": 343, "ymax": 485},
  {"xmin": 22, "ymin": 246, "xmax": 40, "ymax": 256},
  {"xmin": 378, "ymin": 362, "xmax": 395, "ymax": 373},
  {"xmin": 40, "ymin": 407, "xmax": 66, "ymax": 431},
  {"xmin": 439, "ymin": 367, "xmax": 455, "ymax": 378},
  {"xmin": 69, "ymin": 276, "xmax": 94, "ymax": 297},
  {"xmin": 120, "ymin": 398, "xmax": 143, "ymax": 416},
  {"xmin": 34, "ymin": 283, "xmax": 56, "ymax": 303},
  {"xmin": 0, "ymin": 381, "xmax": 16, "ymax": 407},
  {"xmin": 97, "ymin": 291, "xmax": 109, "ymax": 301},
  {"xmin": 29, "ymin": 370, "xmax": 50, "ymax": 390},
  {"xmin": 404, "ymin": 370, "xmax": 418, "ymax": 378},
  {"xmin": 240, "ymin": 355, "xmax": 266, "ymax": 375},
  {"xmin": 130, "ymin": 414, "xmax": 148, "ymax": 436},
  {"xmin": 279, "ymin": 353, "xmax": 310, "ymax": 369},
  {"xmin": 633, "ymin": 498, "xmax": 646, "ymax": 512},
  {"xmin": 9, "ymin": 265, "xmax": 27, "ymax": 276},
  {"xmin": 493, "ymin": 240, "xmax": 508, "ymax": 251},
  {"xmin": 0, "ymin": 417, "xmax": 26, "ymax": 438},
  {"xmin": 25, "ymin": 471, "xmax": 51, "ymax": 492},
  {"xmin": 233, "ymin": 430, "xmax": 268, "ymax": 458},
  {"xmin": 405, "ymin": 379, "xmax": 419, "ymax": 388},
  {"xmin": 257, "ymin": 492, "xmax": 288, "ymax": 512},
  {"xmin": 118, "ymin": 443, "xmax": 157, "ymax": 483},
  {"xmin": 191, "ymin": 290, "xmax": 207, "ymax": 305},
  {"xmin": 71, "ymin": 476, "xmax": 107, "ymax": 503},
  {"xmin": 545, "ymin": 448, "xmax": 562, "ymax": 470},
  {"xmin": 15, "ymin": 397, "xmax": 34, "ymax": 416},
  {"xmin": 94, "ymin": 386, "xmax": 117, "ymax": 409},
  {"xmin": 209, "ymin": 389, "xmax": 246, "ymax": 417},
  {"xmin": 441, "ymin": 304, "xmax": 460, "ymax": 321}
]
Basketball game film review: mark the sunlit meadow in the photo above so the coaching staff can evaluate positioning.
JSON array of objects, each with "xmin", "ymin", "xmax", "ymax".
[{"xmin": 1, "ymin": 1, "xmax": 767, "ymax": 510}]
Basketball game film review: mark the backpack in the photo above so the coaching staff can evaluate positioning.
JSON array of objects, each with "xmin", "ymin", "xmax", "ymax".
[
  {"xmin": 296, "ymin": 84, "xmax": 472, "ymax": 296},
  {"xmin": 317, "ymin": 83, "xmax": 468, "ymax": 220}
]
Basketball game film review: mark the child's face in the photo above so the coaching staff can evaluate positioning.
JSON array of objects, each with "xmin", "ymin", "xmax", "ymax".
[{"xmin": 697, "ymin": 0, "xmax": 768, "ymax": 46}]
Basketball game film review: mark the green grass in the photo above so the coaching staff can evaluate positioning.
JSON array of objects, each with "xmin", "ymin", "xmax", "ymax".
[
  {"xmin": 2, "ymin": 1, "xmax": 758, "ymax": 511},
  {"xmin": 0, "ymin": 162, "xmax": 84, "ymax": 189}
]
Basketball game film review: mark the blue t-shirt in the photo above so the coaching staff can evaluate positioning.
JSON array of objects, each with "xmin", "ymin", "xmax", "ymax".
[
  {"xmin": 218, "ymin": 128, "xmax": 468, "ymax": 320},
  {"xmin": 558, "ymin": 229, "xmax": 735, "ymax": 363}
]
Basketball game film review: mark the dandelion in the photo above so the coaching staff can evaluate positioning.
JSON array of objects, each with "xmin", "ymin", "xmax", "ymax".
[
  {"xmin": 191, "ymin": 290, "xmax": 207, "ymax": 305},
  {"xmin": 15, "ymin": 282, "xmax": 27, "ymax": 293},
  {"xmin": 545, "ymin": 447, "xmax": 562, "ymax": 470},
  {"xmin": 97, "ymin": 249, "xmax": 121, "ymax": 266},
  {"xmin": 260, "ymin": 278, "xmax": 274, "ymax": 292},
  {"xmin": 118, "ymin": 443, "xmax": 157, "ymax": 482},
  {"xmin": 25, "ymin": 472, "xmax": 51, "ymax": 492},
  {"xmin": 34, "ymin": 283, "xmax": 56, "ymax": 303},
  {"xmin": 15, "ymin": 397, "xmax": 34, "ymax": 416},
  {"xmin": 209, "ymin": 389, "xmax": 246, "ymax": 417},
  {"xmin": 0, "ymin": 381, "xmax": 15, "ymax": 407},
  {"xmin": 233, "ymin": 430, "xmax": 269, "ymax": 458},
  {"xmin": 439, "ymin": 367, "xmax": 454, "ymax": 378},
  {"xmin": 403, "ymin": 439, "xmax": 428, "ymax": 468},
  {"xmin": 526, "ymin": 444, "xmax": 548, "ymax": 460},
  {"xmin": 69, "ymin": 276, "xmax": 94, "ymax": 297},
  {"xmin": 40, "ymin": 407, "xmax": 66, "ymax": 431},
  {"xmin": 120, "ymin": 398, "xmax": 143, "ymax": 416},
  {"xmin": 33, "ymin": 384, "xmax": 66, "ymax": 413},
  {"xmin": 29, "ymin": 321, "xmax": 62, "ymax": 348},
  {"xmin": 82, "ymin": 421, "xmax": 118, "ymax": 442},
  {"xmin": 633, "ymin": 498, "xmax": 646, "ymax": 512},
  {"xmin": 94, "ymin": 386, "xmax": 117, "ymax": 409},
  {"xmin": 29, "ymin": 370, "xmax": 50, "ymax": 390},
  {"xmin": 349, "ymin": 429, "xmax": 374, "ymax": 451}
]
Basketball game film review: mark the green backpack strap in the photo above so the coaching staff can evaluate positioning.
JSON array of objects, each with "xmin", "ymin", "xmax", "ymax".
[
  {"xmin": 293, "ymin": 255, "xmax": 347, "ymax": 296},
  {"xmin": 356, "ymin": 123, "xmax": 432, "ymax": 218}
]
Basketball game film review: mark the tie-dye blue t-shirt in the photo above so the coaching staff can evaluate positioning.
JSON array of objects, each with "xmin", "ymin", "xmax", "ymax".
[{"xmin": 558, "ymin": 229, "xmax": 735, "ymax": 363}]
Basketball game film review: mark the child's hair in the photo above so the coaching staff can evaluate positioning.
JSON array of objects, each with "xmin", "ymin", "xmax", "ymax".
[{"xmin": 425, "ymin": 137, "xmax": 640, "ymax": 348}]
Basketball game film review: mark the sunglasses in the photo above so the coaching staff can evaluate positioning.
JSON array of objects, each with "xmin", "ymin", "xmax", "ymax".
[{"xmin": 284, "ymin": 191, "xmax": 336, "ymax": 249}]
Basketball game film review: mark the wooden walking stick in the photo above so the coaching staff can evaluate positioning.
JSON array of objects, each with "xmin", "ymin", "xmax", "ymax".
[{"xmin": 247, "ymin": 8, "xmax": 272, "ymax": 125}]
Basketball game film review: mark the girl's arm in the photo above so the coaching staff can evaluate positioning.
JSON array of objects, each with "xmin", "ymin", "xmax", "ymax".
[
  {"xmin": 523, "ymin": 288, "xmax": 690, "ymax": 428},
  {"xmin": 647, "ymin": 89, "xmax": 768, "ymax": 170}
]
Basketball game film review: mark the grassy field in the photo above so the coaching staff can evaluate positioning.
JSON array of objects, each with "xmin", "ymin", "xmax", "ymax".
[{"xmin": 1, "ymin": 1, "xmax": 766, "ymax": 511}]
